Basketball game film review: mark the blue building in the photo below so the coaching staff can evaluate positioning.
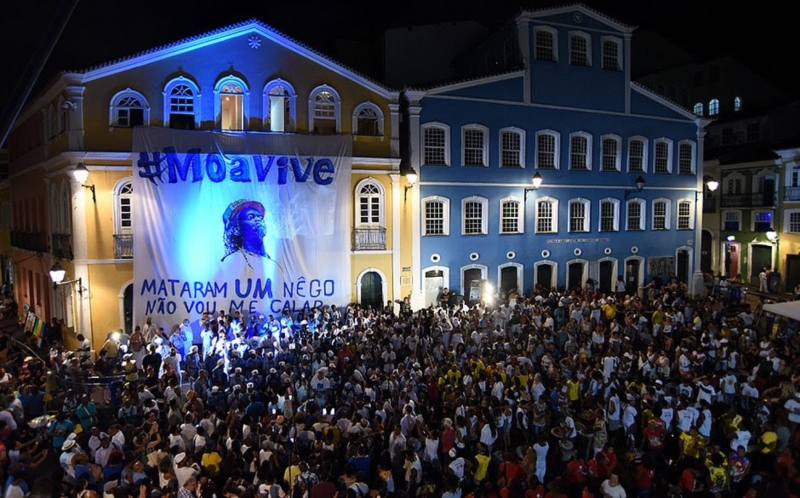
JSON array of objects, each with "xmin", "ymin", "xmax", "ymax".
[{"xmin": 405, "ymin": 4, "xmax": 711, "ymax": 308}]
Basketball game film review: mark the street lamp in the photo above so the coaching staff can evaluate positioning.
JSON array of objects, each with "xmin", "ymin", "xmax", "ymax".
[
  {"xmin": 724, "ymin": 235, "xmax": 735, "ymax": 278},
  {"xmin": 49, "ymin": 261, "xmax": 84, "ymax": 295},
  {"xmin": 523, "ymin": 172, "xmax": 542, "ymax": 201},
  {"xmin": 403, "ymin": 167, "xmax": 417, "ymax": 201},
  {"xmin": 767, "ymin": 227, "xmax": 780, "ymax": 277},
  {"xmin": 624, "ymin": 175, "xmax": 646, "ymax": 199},
  {"xmin": 73, "ymin": 163, "xmax": 96, "ymax": 203}
]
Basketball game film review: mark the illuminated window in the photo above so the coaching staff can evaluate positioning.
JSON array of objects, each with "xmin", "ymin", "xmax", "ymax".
[
  {"xmin": 628, "ymin": 137, "xmax": 647, "ymax": 173},
  {"xmin": 678, "ymin": 141, "xmax": 695, "ymax": 175},
  {"xmin": 462, "ymin": 125, "xmax": 488, "ymax": 166},
  {"xmin": 568, "ymin": 198, "xmax": 590, "ymax": 233},
  {"xmin": 753, "ymin": 211, "xmax": 772, "ymax": 232},
  {"xmin": 356, "ymin": 180, "xmax": 384, "ymax": 227},
  {"xmin": 534, "ymin": 27, "xmax": 557, "ymax": 62},
  {"xmin": 677, "ymin": 200, "xmax": 693, "ymax": 230},
  {"xmin": 309, "ymin": 85, "xmax": 340, "ymax": 134},
  {"xmin": 599, "ymin": 199, "xmax": 619, "ymax": 232},
  {"xmin": 601, "ymin": 135, "xmax": 621, "ymax": 172},
  {"xmin": 500, "ymin": 198, "xmax": 523, "ymax": 234},
  {"xmin": 654, "ymin": 139, "xmax": 672, "ymax": 174},
  {"xmin": 114, "ymin": 179, "xmax": 134, "ymax": 234},
  {"xmin": 109, "ymin": 89, "xmax": 149, "ymax": 128},
  {"xmin": 708, "ymin": 98, "xmax": 719, "ymax": 116},
  {"xmin": 569, "ymin": 32, "xmax": 590, "ymax": 66},
  {"xmin": 536, "ymin": 130, "xmax": 560, "ymax": 169},
  {"xmin": 652, "ymin": 199, "xmax": 670, "ymax": 230},
  {"xmin": 422, "ymin": 123, "xmax": 450, "ymax": 166},
  {"xmin": 353, "ymin": 102, "xmax": 384, "ymax": 136},
  {"xmin": 423, "ymin": 196, "xmax": 449, "ymax": 236},
  {"xmin": 569, "ymin": 132, "xmax": 591, "ymax": 171},
  {"xmin": 500, "ymin": 128, "xmax": 524, "ymax": 168},
  {"xmin": 164, "ymin": 77, "xmax": 200, "ymax": 130},
  {"xmin": 219, "ymin": 82, "xmax": 245, "ymax": 130},
  {"xmin": 626, "ymin": 199, "xmax": 645, "ymax": 231},
  {"xmin": 693, "ymin": 102, "xmax": 704, "ymax": 116},
  {"xmin": 462, "ymin": 197, "xmax": 488, "ymax": 235},
  {"xmin": 734, "ymin": 96, "xmax": 742, "ymax": 112},
  {"xmin": 264, "ymin": 79, "xmax": 296, "ymax": 132},
  {"xmin": 536, "ymin": 198, "xmax": 558, "ymax": 233},
  {"xmin": 787, "ymin": 211, "xmax": 800, "ymax": 233},
  {"xmin": 601, "ymin": 37, "xmax": 621, "ymax": 71}
]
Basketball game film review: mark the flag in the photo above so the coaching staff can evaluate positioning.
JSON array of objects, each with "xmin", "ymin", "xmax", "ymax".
[{"xmin": 31, "ymin": 316, "xmax": 43, "ymax": 347}]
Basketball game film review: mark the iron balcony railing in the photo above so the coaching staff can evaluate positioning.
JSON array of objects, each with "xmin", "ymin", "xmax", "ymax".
[
  {"xmin": 10, "ymin": 230, "xmax": 48, "ymax": 252},
  {"xmin": 785, "ymin": 186, "xmax": 800, "ymax": 202},
  {"xmin": 114, "ymin": 234, "xmax": 133, "ymax": 259},
  {"xmin": 719, "ymin": 192, "xmax": 776, "ymax": 208},
  {"xmin": 353, "ymin": 227, "xmax": 386, "ymax": 251},
  {"xmin": 51, "ymin": 233, "xmax": 73, "ymax": 260}
]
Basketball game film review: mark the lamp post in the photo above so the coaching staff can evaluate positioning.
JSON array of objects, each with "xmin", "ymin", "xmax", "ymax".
[
  {"xmin": 73, "ymin": 163, "xmax": 96, "ymax": 203},
  {"xmin": 403, "ymin": 167, "xmax": 417, "ymax": 201},
  {"xmin": 767, "ymin": 227, "xmax": 780, "ymax": 291},
  {"xmin": 725, "ymin": 235, "xmax": 735, "ymax": 278},
  {"xmin": 523, "ymin": 172, "xmax": 542, "ymax": 201}
]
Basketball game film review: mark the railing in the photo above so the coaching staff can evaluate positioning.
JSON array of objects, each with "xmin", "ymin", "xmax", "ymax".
[
  {"xmin": 51, "ymin": 233, "xmax": 73, "ymax": 260},
  {"xmin": 785, "ymin": 186, "xmax": 800, "ymax": 202},
  {"xmin": 114, "ymin": 234, "xmax": 133, "ymax": 259},
  {"xmin": 353, "ymin": 227, "xmax": 386, "ymax": 251},
  {"xmin": 10, "ymin": 230, "xmax": 48, "ymax": 252},
  {"xmin": 702, "ymin": 197, "xmax": 716, "ymax": 213},
  {"xmin": 720, "ymin": 192, "xmax": 776, "ymax": 208}
]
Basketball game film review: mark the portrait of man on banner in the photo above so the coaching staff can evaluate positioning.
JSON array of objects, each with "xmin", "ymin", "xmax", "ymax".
[{"xmin": 221, "ymin": 199, "xmax": 269, "ymax": 267}]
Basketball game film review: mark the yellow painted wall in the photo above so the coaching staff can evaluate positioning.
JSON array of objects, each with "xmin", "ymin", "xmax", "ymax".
[{"xmin": 87, "ymin": 263, "xmax": 132, "ymax": 350}]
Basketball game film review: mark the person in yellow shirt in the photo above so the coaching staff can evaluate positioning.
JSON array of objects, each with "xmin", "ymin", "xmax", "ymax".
[
  {"xmin": 566, "ymin": 376, "xmax": 581, "ymax": 410},
  {"xmin": 473, "ymin": 443, "xmax": 492, "ymax": 482},
  {"xmin": 679, "ymin": 426, "xmax": 705, "ymax": 461}
]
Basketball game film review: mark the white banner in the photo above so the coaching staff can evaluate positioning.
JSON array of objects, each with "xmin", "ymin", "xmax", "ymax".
[{"xmin": 132, "ymin": 128, "xmax": 352, "ymax": 330}]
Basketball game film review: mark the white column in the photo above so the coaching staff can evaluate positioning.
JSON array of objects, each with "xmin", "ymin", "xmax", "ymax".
[
  {"xmin": 388, "ymin": 102, "xmax": 400, "ymax": 159},
  {"xmin": 70, "ymin": 175, "xmax": 92, "ymax": 344},
  {"xmin": 406, "ymin": 92, "xmax": 425, "ymax": 309},
  {"xmin": 691, "ymin": 128, "xmax": 707, "ymax": 298},
  {"xmin": 390, "ymin": 173, "xmax": 401, "ymax": 315},
  {"xmin": 65, "ymin": 85, "xmax": 85, "ymax": 151}
]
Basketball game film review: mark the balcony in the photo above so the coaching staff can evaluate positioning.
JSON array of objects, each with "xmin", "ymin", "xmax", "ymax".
[
  {"xmin": 10, "ymin": 230, "xmax": 48, "ymax": 252},
  {"xmin": 702, "ymin": 197, "xmax": 716, "ymax": 213},
  {"xmin": 353, "ymin": 227, "xmax": 386, "ymax": 251},
  {"xmin": 785, "ymin": 186, "xmax": 800, "ymax": 202},
  {"xmin": 720, "ymin": 192, "xmax": 776, "ymax": 208},
  {"xmin": 114, "ymin": 234, "xmax": 133, "ymax": 259},
  {"xmin": 51, "ymin": 233, "xmax": 74, "ymax": 260}
]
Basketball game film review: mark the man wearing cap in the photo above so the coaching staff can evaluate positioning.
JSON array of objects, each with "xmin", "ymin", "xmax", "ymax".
[
  {"xmin": 221, "ymin": 199, "xmax": 277, "ymax": 271},
  {"xmin": 173, "ymin": 452, "xmax": 199, "ymax": 488}
]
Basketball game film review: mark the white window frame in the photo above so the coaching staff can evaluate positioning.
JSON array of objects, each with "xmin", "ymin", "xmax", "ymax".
[
  {"xmin": 535, "ymin": 197, "xmax": 559, "ymax": 233},
  {"xmin": 113, "ymin": 178, "xmax": 134, "ymax": 235},
  {"xmin": 653, "ymin": 138, "xmax": 673, "ymax": 174},
  {"xmin": 354, "ymin": 178, "xmax": 385, "ymax": 228},
  {"xmin": 626, "ymin": 198, "xmax": 645, "ymax": 231},
  {"xmin": 693, "ymin": 102, "xmax": 704, "ymax": 116},
  {"xmin": 627, "ymin": 136, "xmax": 648, "ymax": 173},
  {"xmin": 652, "ymin": 198, "xmax": 671, "ymax": 230},
  {"xmin": 308, "ymin": 84, "xmax": 341, "ymax": 134},
  {"xmin": 676, "ymin": 198, "xmax": 694, "ymax": 230},
  {"xmin": 422, "ymin": 196, "xmax": 450, "ymax": 236},
  {"xmin": 421, "ymin": 122, "xmax": 451, "ymax": 166},
  {"xmin": 751, "ymin": 210, "xmax": 774, "ymax": 232},
  {"xmin": 109, "ymin": 88, "xmax": 150, "ymax": 128},
  {"xmin": 568, "ymin": 31, "xmax": 591, "ymax": 66},
  {"xmin": 163, "ymin": 76, "xmax": 201, "ymax": 129},
  {"xmin": 499, "ymin": 196, "xmax": 524, "ymax": 234},
  {"xmin": 535, "ymin": 129, "xmax": 560, "ymax": 170},
  {"xmin": 533, "ymin": 26, "xmax": 558, "ymax": 62},
  {"xmin": 722, "ymin": 210, "xmax": 742, "ymax": 232},
  {"xmin": 601, "ymin": 36, "xmax": 622, "ymax": 71},
  {"xmin": 263, "ymin": 78, "xmax": 297, "ymax": 133},
  {"xmin": 568, "ymin": 198, "xmax": 591, "ymax": 233},
  {"xmin": 709, "ymin": 98, "xmax": 720, "ymax": 116},
  {"xmin": 724, "ymin": 172, "xmax": 745, "ymax": 194},
  {"xmin": 785, "ymin": 209, "xmax": 800, "ymax": 234},
  {"xmin": 461, "ymin": 196, "xmax": 489, "ymax": 235},
  {"xmin": 569, "ymin": 131, "xmax": 592, "ymax": 171},
  {"xmin": 677, "ymin": 140, "xmax": 696, "ymax": 175},
  {"xmin": 598, "ymin": 198, "xmax": 620, "ymax": 232},
  {"xmin": 213, "ymin": 75, "xmax": 249, "ymax": 131},
  {"xmin": 600, "ymin": 134, "xmax": 622, "ymax": 172},
  {"xmin": 352, "ymin": 101, "xmax": 384, "ymax": 137},
  {"xmin": 461, "ymin": 124, "xmax": 489, "ymax": 167},
  {"xmin": 499, "ymin": 127, "xmax": 525, "ymax": 168},
  {"xmin": 734, "ymin": 96, "xmax": 742, "ymax": 112}
]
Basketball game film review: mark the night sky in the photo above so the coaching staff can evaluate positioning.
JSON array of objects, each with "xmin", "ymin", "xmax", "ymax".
[{"xmin": 0, "ymin": 0, "xmax": 795, "ymax": 126}]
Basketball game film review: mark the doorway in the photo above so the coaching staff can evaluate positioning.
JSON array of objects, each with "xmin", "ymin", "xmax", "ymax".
[
  {"xmin": 786, "ymin": 255, "xmax": 800, "ymax": 295},
  {"xmin": 677, "ymin": 249, "xmax": 690, "ymax": 284},
  {"xmin": 124, "ymin": 284, "xmax": 133, "ymax": 334},
  {"xmin": 500, "ymin": 266, "xmax": 519, "ymax": 295},
  {"xmin": 423, "ymin": 269, "xmax": 444, "ymax": 308},
  {"xmin": 750, "ymin": 245, "xmax": 773, "ymax": 285},
  {"xmin": 701, "ymin": 230, "xmax": 712, "ymax": 273},
  {"xmin": 463, "ymin": 268, "xmax": 483, "ymax": 305},
  {"xmin": 625, "ymin": 259, "xmax": 641, "ymax": 296},
  {"xmin": 360, "ymin": 271, "xmax": 384, "ymax": 311},
  {"xmin": 567, "ymin": 262, "xmax": 584, "ymax": 290},
  {"xmin": 724, "ymin": 242, "xmax": 740, "ymax": 278},
  {"xmin": 536, "ymin": 264, "xmax": 554, "ymax": 291},
  {"xmin": 599, "ymin": 260, "xmax": 614, "ymax": 294}
]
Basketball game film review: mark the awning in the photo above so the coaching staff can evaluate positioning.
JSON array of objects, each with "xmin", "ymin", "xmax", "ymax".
[{"xmin": 762, "ymin": 301, "xmax": 800, "ymax": 321}]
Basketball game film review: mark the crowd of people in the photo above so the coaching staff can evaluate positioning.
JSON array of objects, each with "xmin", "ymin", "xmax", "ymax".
[{"xmin": 2, "ymin": 273, "xmax": 800, "ymax": 498}]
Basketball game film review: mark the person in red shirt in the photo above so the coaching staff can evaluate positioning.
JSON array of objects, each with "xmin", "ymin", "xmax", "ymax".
[
  {"xmin": 641, "ymin": 417, "xmax": 666, "ymax": 461},
  {"xmin": 499, "ymin": 452, "xmax": 527, "ymax": 486},
  {"xmin": 634, "ymin": 456, "xmax": 656, "ymax": 498},
  {"xmin": 564, "ymin": 450, "xmax": 589, "ymax": 498}
]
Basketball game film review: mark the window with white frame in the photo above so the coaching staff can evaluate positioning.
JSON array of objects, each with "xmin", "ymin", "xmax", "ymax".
[
  {"xmin": 164, "ymin": 77, "xmax": 200, "ymax": 130},
  {"xmin": 601, "ymin": 37, "xmax": 621, "ymax": 70},
  {"xmin": 214, "ymin": 77, "xmax": 248, "ymax": 131},
  {"xmin": 652, "ymin": 199, "xmax": 670, "ymax": 230},
  {"xmin": 113, "ymin": 180, "xmax": 133, "ymax": 234},
  {"xmin": 462, "ymin": 197, "xmax": 488, "ymax": 235},
  {"xmin": 109, "ymin": 89, "xmax": 149, "ymax": 128},
  {"xmin": 677, "ymin": 200, "xmax": 693, "ymax": 229},
  {"xmin": 734, "ymin": 96, "xmax": 742, "ymax": 112},
  {"xmin": 654, "ymin": 139, "xmax": 672, "ymax": 174},
  {"xmin": 353, "ymin": 102, "xmax": 384, "ymax": 136},
  {"xmin": 725, "ymin": 175, "xmax": 743, "ymax": 194},
  {"xmin": 709, "ymin": 98, "xmax": 719, "ymax": 116},
  {"xmin": 628, "ymin": 137, "xmax": 647, "ymax": 173},
  {"xmin": 500, "ymin": 128, "xmax": 524, "ymax": 168},
  {"xmin": 356, "ymin": 181, "xmax": 384, "ymax": 227},
  {"xmin": 626, "ymin": 199, "xmax": 645, "ymax": 231},
  {"xmin": 569, "ymin": 198, "xmax": 590, "ymax": 232},
  {"xmin": 599, "ymin": 199, "xmax": 619, "ymax": 231},
  {"xmin": 601, "ymin": 135, "xmax": 621, "ymax": 172},
  {"xmin": 753, "ymin": 211, "xmax": 773, "ymax": 232},
  {"xmin": 723, "ymin": 210, "xmax": 741, "ymax": 231},
  {"xmin": 423, "ymin": 196, "xmax": 450, "ymax": 236},
  {"xmin": 536, "ymin": 198, "xmax": 558, "ymax": 233},
  {"xmin": 569, "ymin": 132, "xmax": 591, "ymax": 171},
  {"xmin": 309, "ymin": 85, "xmax": 340, "ymax": 134},
  {"xmin": 264, "ymin": 79, "xmax": 296, "ymax": 132},
  {"xmin": 462, "ymin": 125, "xmax": 488, "ymax": 167},
  {"xmin": 678, "ymin": 141, "xmax": 695, "ymax": 174},
  {"xmin": 534, "ymin": 27, "xmax": 557, "ymax": 62},
  {"xmin": 422, "ymin": 123, "xmax": 450, "ymax": 166},
  {"xmin": 693, "ymin": 102, "xmax": 704, "ymax": 116},
  {"xmin": 500, "ymin": 198, "xmax": 523, "ymax": 234},
  {"xmin": 536, "ymin": 130, "xmax": 559, "ymax": 169},
  {"xmin": 569, "ymin": 32, "xmax": 590, "ymax": 66},
  {"xmin": 787, "ymin": 211, "xmax": 800, "ymax": 233}
]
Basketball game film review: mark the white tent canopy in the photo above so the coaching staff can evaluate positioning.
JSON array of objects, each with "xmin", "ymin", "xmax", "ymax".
[{"xmin": 762, "ymin": 301, "xmax": 800, "ymax": 321}]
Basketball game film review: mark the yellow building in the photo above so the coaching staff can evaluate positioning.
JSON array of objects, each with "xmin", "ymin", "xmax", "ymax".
[{"xmin": 6, "ymin": 19, "xmax": 414, "ymax": 350}]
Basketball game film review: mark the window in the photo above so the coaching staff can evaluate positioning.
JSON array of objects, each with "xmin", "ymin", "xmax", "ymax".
[
  {"xmin": 163, "ymin": 77, "xmax": 200, "ymax": 130},
  {"xmin": 787, "ymin": 211, "xmax": 800, "ymax": 233},
  {"xmin": 677, "ymin": 200, "xmax": 693, "ymax": 229},
  {"xmin": 109, "ymin": 89, "xmax": 148, "ymax": 128},
  {"xmin": 462, "ymin": 197, "xmax": 488, "ymax": 235},
  {"xmin": 601, "ymin": 134, "xmax": 621, "ymax": 172},
  {"xmin": 678, "ymin": 140, "xmax": 695, "ymax": 175},
  {"xmin": 309, "ymin": 85, "xmax": 340, "ymax": 134},
  {"xmin": 462, "ymin": 125, "xmax": 488, "ymax": 167},
  {"xmin": 708, "ymin": 98, "xmax": 719, "ymax": 116},
  {"xmin": 568, "ymin": 198, "xmax": 590, "ymax": 233},
  {"xmin": 113, "ymin": 179, "xmax": 133, "ymax": 235},
  {"xmin": 569, "ymin": 32, "xmax": 590, "ymax": 66},
  {"xmin": 734, "ymin": 96, "xmax": 742, "ymax": 112},
  {"xmin": 746, "ymin": 122, "xmax": 760, "ymax": 142},
  {"xmin": 356, "ymin": 180, "xmax": 384, "ymax": 227},
  {"xmin": 536, "ymin": 198, "xmax": 558, "ymax": 233},
  {"xmin": 536, "ymin": 130, "xmax": 559, "ymax": 169},
  {"xmin": 601, "ymin": 37, "xmax": 621, "ymax": 71},
  {"xmin": 534, "ymin": 27, "xmax": 557, "ymax": 62},
  {"xmin": 500, "ymin": 198, "xmax": 523, "ymax": 234},
  {"xmin": 213, "ymin": 76, "xmax": 248, "ymax": 131},
  {"xmin": 422, "ymin": 123, "xmax": 450, "ymax": 166},
  {"xmin": 599, "ymin": 199, "xmax": 619, "ymax": 232},
  {"xmin": 423, "ymin": 196, "xmax": 450, "ymax": 236},
  {"xmin": 628, "ymin": 137, "xmax": 647, "ymax": 173},
  {"xmin": 353, "ymin": 102, "xmax": 384, "ymax": 136},
  {"xmin": 654, "ymin": 139, "xmax": 672, "ymax": 174},
  {"xmin": 693, "ymin": 102, "xmax": 704, "ymax": 116},
  {"xmin": 723, "ymin": 210, "xmax": 741, "ymax": 231},
  {"xmin": 725, "ymin": 175, "xmax": 743, "ymax": 194},
  {"xmin": 263, "ymin": 79, "xmax": 296, "ymax": 132},
  {"xmin": 500, "ymin": 128, "xmax": 524, "ymax": 168},
  {"xmin": 652, "ymin": 199, "xmax": 671, "ymax": 230},
  {"xmin": 753, "ymin": 211, "xmax": 773, "ymax": 232},
  {"xmin": 56, "ymin": 96, "xmax": 67, "ymax": 134},
  {"xmin": 569, "ymin": 132, "xmax": 591, "ymax": 171}
]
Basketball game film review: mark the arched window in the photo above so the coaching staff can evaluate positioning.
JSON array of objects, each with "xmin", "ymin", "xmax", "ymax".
[
  {"xmin": 499, "ymin": 197, "xmax": 524, "ymax": 234},
  {"xmin": 601, "ymin": 37, "xmax": 622, "ymax": 71},
  {"xmin": 422, "ymin": 123, "xmax": 450, "ymax": 166},
  {"xmin": 263, "ymin": 79, "xmax": 296, "ymax": 132},
  {"xmin": 109, "ymin": 88, "xmax": 149, "ymax": 127},
  {"xmin": 499, "ymin": 127, "xmax": 525, "ymax": 168},
  {"xmin": 734, "ymin": 96, "xmax": 742, "ymax": 112},
  {"xmin": 626, "ymin": 198, "xmax": 645, "ymax": 231},
  {"xmin": 677, "ymin": 199, "xmax": 694, "ymax": 230},
  {"xmin": 355, "ymin": 180, "xmax": 384, "ymax": 227},
  {"xmin": 569, "ymin": 131, "xmax": 592, "ymax": 170},
  {"xmin": 693, "ymin": 102, "xmax": 704, "ymax": 116},
  {"xmin": 423, "ymin": 196, "xmax": 450, "ymax": 236},
  {"xmin": 462, "ymin": 124, "xmax": 489, "ymax": 167},
  {"xmin": 601, "ymin": 134, "xmax": 621, "ymax": 172},
  {"xmin": 569, "ymin": 31, "xmax": 591, "ymax": 66},
  {"xmin": 678, "ymin": 140, "xmax": 695, "ymax": 175},
  {"xmin": 113, "ymin": 179, "xmax": 133, "ymax": 234},
  {"xmin": 708, "ymin": 98, "xmax": 719, "ymax": 116},
  {"xmin": 536, "ymin": 130, "xmax": 560, "ymax": 169},
  {"xmin": 352, "ymin": 102, "xmax": 384, "ymax": 137},
  {"xmin": 462, "ymin": 196, "xmax": 488, "ymax": 235},
  {"xmin": 536, "ymin": 197, "xmax": 559, "ymax": 233},
  {"xmin": 163, "ymin": 77, "xmax": 200, "ymax": 130},
  {"xmin": 534, "ymin": 26, "xmax": 558, "ymax": 62},
  {"xmin": 309, "ymin": 85, "xmax": 340, "ymax": 134},
  {"xmin": 652, "ymin": 198, "xmax": 671, "ymax": 230},
  {"xmin": 654, "ymin": 138, "xmax": 672, "ymax": 174},
  {"xmin": 568, "ymin": 198, "xmax": 590, "ymax": 232},
  {"xmin": 214, "ymin": 76, "xmax": 249, "ymax": 131},
  {"xmin": 599, "ymin": 198, "xmax": 620, "ymax": 232},
  {"xmin": 627, "ymin": 136, "xmax": 647, "ymax": 173}
]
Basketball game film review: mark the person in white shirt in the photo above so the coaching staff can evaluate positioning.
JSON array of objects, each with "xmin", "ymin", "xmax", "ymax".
[
  {"xmin": 784, "ymin": 392, "xmax": 800, "ymax": 432},
  {"xmin": 601, "ymin": 473, "xmax": 627, "ymax": 498},
  {"xmin": 730, "ymin": 429, "xmax": 752, "ymax": 452}
]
